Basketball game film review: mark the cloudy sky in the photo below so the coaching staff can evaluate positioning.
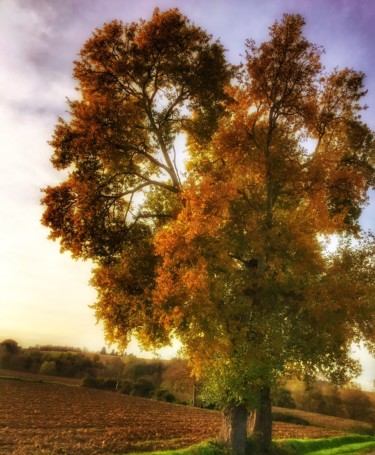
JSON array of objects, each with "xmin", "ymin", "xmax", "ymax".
[{"xmin": 1, "ymin": 0, "xmax": 374, "ymax": 385}]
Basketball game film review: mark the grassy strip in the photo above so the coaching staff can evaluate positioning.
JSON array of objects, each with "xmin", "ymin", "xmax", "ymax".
[
  {"xmin": 0, "ymin": 374, "xmax": 79, "ymax": 387},
  {"xmin": 126, "ymin": 442, "xmax": 224, "ymax": 455},
  {"xmin": 127, "ymin": 436, "xmax": 375, "ymax": 455},
  {"xmin": 309, "ymin": 441, "xmax": 375, "ymax": 454},
  {"xmin": 0, "ymin": 375, "xmax": 43, "ymax": 383},
  {"xmin": 279, "ymin": 435, "xmax": 375, "ymax": 454}
]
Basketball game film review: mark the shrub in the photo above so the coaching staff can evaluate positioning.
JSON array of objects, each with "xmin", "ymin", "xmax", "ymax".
[
  {"xmin": 118, "ymin": 380, "xmax": 133, "ymax": 395},
  {"xmin": 22, "ymin": 350, "xmax": 44, "ymax": 373},
  {"xmin": 132, "ymin": 378, "xmax": 155, "ymax": 398},
  {"xmin": 0, "ymin": 339, "xmax": 20, "ymax": 355},
  {"xmin": 54, "ymin": 352, "xmax": 96, "ymax": 378},
  {"xmin": 81, "ymin": 375, "xmax": 102, "ymax": 389},
  {"xmin": 156, "ymin": 388, "xmax": 176, "ymax": 402},
  {"xmin": 102, "ymin": 378, "xmax": 117, "ymax": 391},
  {"xmin": 272, "ymin": 388, "xmax": 296, "ymax": 409},
  {"xmin": 0, "ymin": 339, "xmax": 22, "ymax": 370},
  {"xmin": 39, "ymin": 360, "xmax": 57, "ymax": 375}
]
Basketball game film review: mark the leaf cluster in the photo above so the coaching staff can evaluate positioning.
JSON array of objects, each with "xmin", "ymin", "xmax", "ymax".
[{"xmin": 41, "ymin": 9, "xmax": 375, "ymax": 411}]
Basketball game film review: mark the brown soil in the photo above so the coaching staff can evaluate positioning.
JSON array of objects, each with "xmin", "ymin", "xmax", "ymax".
[
  {"xmin": 0, "ymin": 378, "xmax": 221, "ymax": 454},
  {"xmin": 0, "ymin": 378, "xmax": 371, "ymax": 454}
]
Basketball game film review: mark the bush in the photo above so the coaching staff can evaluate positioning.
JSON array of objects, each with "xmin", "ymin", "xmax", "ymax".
[
  {"xmin": 39, "ymin": 360, "xmax": 56, "ymax": 375},
  {"xmin": 118, "ymin": 380, "xmax": 133, "ymax": 395},
  {"xmin": 81, "ymin": 375, "xmax": 103, "ymax": 389},
  {"xmin": 132, "ymin": 378, "xmax": 155, "ymax": 398},
  {"xmin": 22, "ymin": 350, "xmax": 44, "ymax": 373},
  {"xmin": 156, "ymin": 388, "xmax": 176, "ymax": 402},
  {"xmin": 54, "ymin": 352, "xmax": 96, "ymax": 378},
  {"xmin": 102, "ymin": 378, "xmax": 117, "ymax": 391},
  {"xmin": 0, "ymin": 339, "xmax": 20, "ymax": 355},
  {"xmin": 272, "ymin": 388, "xmax": 296, "ymax": 409},
  {"xmin": 0, "ymin": 339, "xmax": 22, "ymax": 369}
]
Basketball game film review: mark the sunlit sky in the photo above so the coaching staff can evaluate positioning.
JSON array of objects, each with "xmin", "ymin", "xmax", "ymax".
[{"xmin": 1, "ymin": 0, "xmax": 374, "ymax": 387}]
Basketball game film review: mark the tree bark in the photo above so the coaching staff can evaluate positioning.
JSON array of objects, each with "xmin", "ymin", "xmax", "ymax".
[
  {"xmin": 222, "ymin": 403, "xmax": 248, "ymax": 455},
  {"xmin": 192, "ymin": 381, "xmax": 197, "ymax": 407},
  {"xmin": 249, "ymin": 386, "xmax": 272, "ymax": 452}
]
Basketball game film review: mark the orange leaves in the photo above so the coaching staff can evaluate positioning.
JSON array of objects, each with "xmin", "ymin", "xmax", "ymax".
[
  {"xmin": 134, "ymin": 8, "xmax": 195, "ymax": 55},
  {"xmin": 316, "ymin": 68, "xmax": 367, "ymax": 136},
  {"xmin": 152, "ymin": 172, "xmax": 243, "ymax": 341},
  {"xmin": 306, "ymin": 119, "xmax": 374, "ymax": 234},
  {"xmin": 183, "ymin": 178, "xmax": 237, "ymax": 232},
  {"xmin": 42, "ymin": 6, "xmax": 234, "ymax": 268},
  {"xmin": 41, "ymin": 8, "xmax": 375, "ymax": 405},
  {"xmin": 246, "ymin": 14, "xmax": 322, "ymax": 124},
  {"xmin": 153, "ymin": 220, "xmax": 211, "ymax": 310}
]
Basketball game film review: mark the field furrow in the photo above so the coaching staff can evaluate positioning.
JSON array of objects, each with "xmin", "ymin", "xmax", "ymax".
[{"xmin": 0, "ymin": 378, "xmax": 370, "ymax": 454}]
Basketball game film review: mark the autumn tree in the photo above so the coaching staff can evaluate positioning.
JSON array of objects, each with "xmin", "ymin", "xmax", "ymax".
[
  {"xmin": 42, "ymin": 10, "xmax": 375, "ymax": 455},
  {"xmin": 154, "ymin": 14, "xmax": 375, "ymax": 453},
  {"xmin": 161, "ymin": 358, "xmax": 196, "ymax": 404},
  {"xmin": 341, "ymin": 386, "xmax": 374, "ymax": 422}
]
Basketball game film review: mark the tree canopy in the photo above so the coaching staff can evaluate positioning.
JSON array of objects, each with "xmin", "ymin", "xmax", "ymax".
[
  {"xmin": 42, "ymin": 10, "xmax": 375, "ymax": 454},
  {"xmin": 152, "ymin": 16, "xmax": 375, "ymax": 450},
  {"xmin": 42, "ymin": 6, "xmax": 233, "ymax": 350},
  {"xmin": 42, "ymin": 8, "xmax": 232, "ymax": 259}
]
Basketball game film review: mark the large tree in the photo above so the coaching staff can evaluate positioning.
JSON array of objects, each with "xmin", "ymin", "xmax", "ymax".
[
  {"xmin": 42, "ymin": 10, "xmax": 375, "ymax": 455},
  {"xmin": 154, "ymin": 14, "xmax": 375, "ymax": 452}
]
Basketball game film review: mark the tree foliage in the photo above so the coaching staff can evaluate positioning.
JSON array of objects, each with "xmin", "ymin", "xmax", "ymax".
[
  {"xmin": 41, "ymin": 9, "xmax": 375, "ymax": 453},
  {"xmin": 42, "ymin": 8, "xmax": 232, "ymax": 260},
  {"xmin": 154, "ymin": 13, "xmax": 375, "ymax": 398},
  {"xmin": 0, "ymin": 339, "xmax": 21, "ymax": 369},
  {"xmin": 153, "ymin": 13, "xmax": 375, "ymax": 450},
  {"xmin": 41, "ymin": 7, "xmax": 232, "ymax": 349}
]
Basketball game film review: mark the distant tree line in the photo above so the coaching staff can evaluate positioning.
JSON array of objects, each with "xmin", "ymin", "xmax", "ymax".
[
  {"xmin": 289, "ymin": 380, "xmax": 375, "ymax": 424},
  {"xmin": 32, "ymin": 344, "xmax": 85, "ymax": 353},
  {"xmin": 0, "ymin": 339, "xmax": 194, "ymax": 403},
  {"xmin": 1, "ymin": 339, "xmax": 373, "ymax": 421},
  {"xmin": 0, "ymin": 339, "xmax": 102, "ymax": 378},
  {"xmin": 82, "ymin": 355, "xmax": 194, "ymax": 404}
]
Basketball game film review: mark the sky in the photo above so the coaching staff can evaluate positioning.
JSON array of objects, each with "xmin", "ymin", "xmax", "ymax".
[{"xmin": 0, "ymin": 0, "xmax": 374, "ymax": 387}]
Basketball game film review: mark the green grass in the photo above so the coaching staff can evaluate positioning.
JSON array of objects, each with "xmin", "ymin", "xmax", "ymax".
[
  {"xmin": 126, "ymin": 441, "xmax": 225, "ymax": 455},
  {"xmin": 126, "ymin": 436, "xmax": 375, "ymax": 455},
  {"xmin": 279, "ymin": 435, "xmax": 375, "ymax": 454}
]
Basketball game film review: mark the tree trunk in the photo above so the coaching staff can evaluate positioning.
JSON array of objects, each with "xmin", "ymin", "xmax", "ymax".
[
  {"xmin": 249, "ymin": 386, "xmax": 272, "ymax": 452},
  {"xmin": 222, "ymin": 404, "xmax": 248, "ymax": 455},
  {"xmin": 192, "ymin": 381, "xmax": 198, "ymax": 407}
]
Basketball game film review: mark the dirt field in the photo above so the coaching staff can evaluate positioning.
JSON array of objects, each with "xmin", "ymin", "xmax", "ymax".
[{"xmin": 0, "ymin": 377, "xmax": 371, "ymax": 454}]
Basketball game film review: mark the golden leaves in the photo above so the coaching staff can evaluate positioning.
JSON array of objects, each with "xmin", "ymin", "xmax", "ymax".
[{"xmin": 42, "ymin": 9, "xmax": 375, "ymax": 398}]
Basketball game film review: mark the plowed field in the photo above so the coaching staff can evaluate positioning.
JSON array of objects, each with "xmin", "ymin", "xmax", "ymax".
[{"xmin": 0, "ymin": 378, "xmax": 370, "ymax": 454}]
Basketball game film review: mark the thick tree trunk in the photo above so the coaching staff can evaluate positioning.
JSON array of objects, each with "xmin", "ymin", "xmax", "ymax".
[
  {"xmin": 249, "ymin": 386, "xmax": 272, "ymax": 452},
  {"xmin": 222, "ymin": 404, "xmax": 248, "ymax": 455}
]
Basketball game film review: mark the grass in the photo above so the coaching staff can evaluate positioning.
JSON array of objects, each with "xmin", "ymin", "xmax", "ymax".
[
  {"xmin": 0, "ymin": 368, "xmax": 80, "ymax": 386},
  {"xmin": 126, "ymin": 441, "xmax": 226, "ymax": 455},
  {"xmin": 126, "ymin": 436, "xmax": 375, "ymax": 455},
  {"xmin": 277, "ymin": 435, "xmax": 375, "ymax": 454}
]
